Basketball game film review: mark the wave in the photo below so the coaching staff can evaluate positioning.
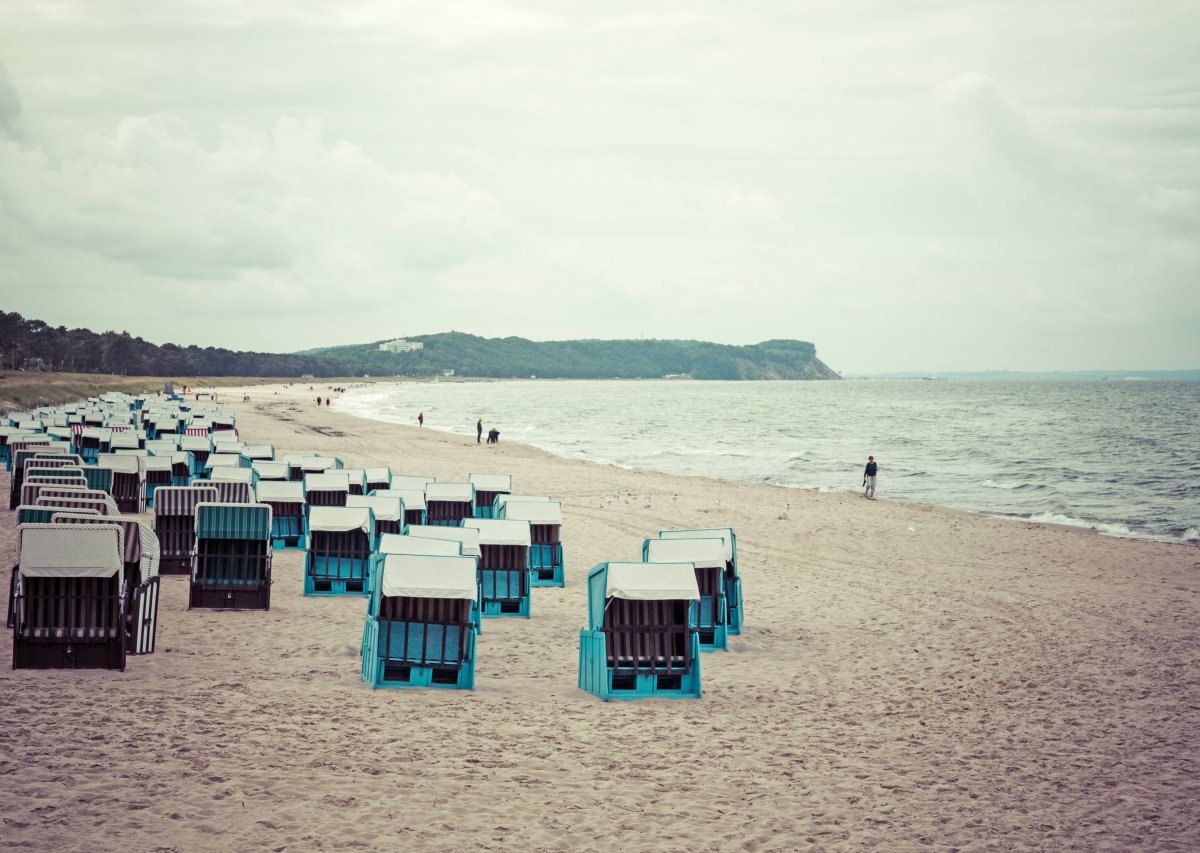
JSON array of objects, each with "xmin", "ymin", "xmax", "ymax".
[{"xmin": 1016, "ymin": 511, "xmax": 1144, "ymax": 540}]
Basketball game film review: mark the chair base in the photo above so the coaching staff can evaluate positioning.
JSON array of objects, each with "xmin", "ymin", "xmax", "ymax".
[
  {"xmin": 14, "ymin": 638, "xmax": 126, "ymax": 671},
  {"xmin": 158, "ymin": 556, "xmax": 192, "ymax": 576},
  {"xmin": 188, "ymin": 583, "xmax": 271, "ymax": 611},
  {"xmin": 530, "ymin": 565, "xmax": 565, "ymax": 587},
  {"xmin": 578, "ymin": 629, "xmax": 702, "ymax": 700},
  {"xmin": 361, "ymin": 618, "xmax": 475, "ymax": 689},
  {"xmin": 698, "ymin": 623, "xmax": 729, "ymax": 652},
  {"xmin": 304, "ymin": 576, "xmax": 368, "ymax": 597},
  {"xmin": 481, "ymin": 597, "xmax": 530, "ymax": 619}
]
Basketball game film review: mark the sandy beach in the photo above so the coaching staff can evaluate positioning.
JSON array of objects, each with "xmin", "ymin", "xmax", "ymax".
[{"xmin": 2, "ymin": 382, "xmax": 1198, "ymax": 852}]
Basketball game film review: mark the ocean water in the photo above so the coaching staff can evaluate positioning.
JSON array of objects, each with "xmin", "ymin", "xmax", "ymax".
[{"xmin": 333, "ymin": 379, "xmax": 1200, "ymax": 544}]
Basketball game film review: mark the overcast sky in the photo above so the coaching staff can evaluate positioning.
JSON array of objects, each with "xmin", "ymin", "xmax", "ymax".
[{"xmin": 1, "ymin": 1, "xmax": 1197, "ymax": 373}]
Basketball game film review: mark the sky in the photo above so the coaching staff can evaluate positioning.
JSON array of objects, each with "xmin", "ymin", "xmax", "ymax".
[{"xmin": 0, "ymin": 1, "xmax": 1197, "ymax": 374}]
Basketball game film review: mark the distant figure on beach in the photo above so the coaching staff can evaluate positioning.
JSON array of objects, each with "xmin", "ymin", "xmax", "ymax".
[
  {"xmin": 863, "ymin": 455, "xmax": 878, "ymax": 499},
  {"xmin": 418, "ymin": 412, "xmax": 425, "ymax": 427},
  {"xmin": 316, "ymin": 397, "xmax": 322, "ymax": 406},
  {"xmin": 477, "ymin": 419, "xmax": 483, "ymax": 444},
  {"xmin": 487, "ymin": 428, "xmax": 500, "ymax": 444},
  {"xmin": 324, "ymin": 397, "xmax": 330, "ymax": 407}
]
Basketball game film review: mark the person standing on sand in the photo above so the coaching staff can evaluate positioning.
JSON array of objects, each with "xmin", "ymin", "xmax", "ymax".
[
  {"xmin": 418, "ymin": 412, "xmax": 424, "ymax": 427},
  {"xmin": 477, "ymin": 419, "xmax": 483, "ymax": 444},
  {"xmin": 863, "ymin": 455, "xmax": 878, "ymax": 499}
]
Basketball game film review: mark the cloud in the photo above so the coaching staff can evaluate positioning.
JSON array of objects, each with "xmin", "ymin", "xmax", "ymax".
[{"xmin": 0, "ymin": 63, "xmax": 20, "ymax": 133}]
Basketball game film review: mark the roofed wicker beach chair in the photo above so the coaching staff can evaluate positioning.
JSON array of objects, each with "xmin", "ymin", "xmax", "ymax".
[
  {"xmin": 461, "ymin": 519, "xmax": 532, "ymax": 619},
  {"xmin": 304, "ymin": 471, "xmax": 350, "ymax": 508},
  {"xmin": 491, "ymin": 493, "xmax": 550, "ymax": 517},
  {"xmin": 372, "ymin": 488, "xmax": 426, "ymax": 526},
  {"xmin": 469, "ymin": 473, "xmax": 512, "ymax": 519},
  {"xmin": 425, "ymin": 482, "xmax": 475, "ymax": 527},
  {"xmin": 189, "ymin": 502, "xmax": 272, "ymax": 611},
  {"xmin": 578, "ymin": 562, "xmax": 702, "ymax": 701},
  {"xmin": 643, "ymin": 536, "xmax": 729, "ymax": 651},
  {"xmin": 11, "ymin": 524, "xmax": 127, "ymax": 671},
  {"xmin": 180, "ymin": 436, "xmax": 213, "ymax": 477},
  {"xmin": 364, "ymin": 467, "xmax": 392, "ymax": 494},
  {"xmin": 98, "ymin": 454, "xmax": 146, "ymax": 513},
  {"xmin": 52, "ymin": 514, "xmax": 162, "ymax": 656},
  {"xmin": 389, "ymin": 474, "xmax": 435, "ymax": 491},
  {"xmin": 251, "ymin": 460, "xmax": 289, "ymax": 482},
  {"xmin": 402, "ymin": 525, "xmax": 482, "ymax": 560},
  {"xmin": 255, "ymin": 481, "xmax": 307, "ymax": 550},
  {"xmin": 286, "ymin": 454, "xmax": 344, "ymax": 482},
  {"xmin": 143, "ymin": 456, "xmax": 174, "ymax": 507},
  {"xmin": 378, "ymin": 532, "xmax": 463, "ymax": 558},
  {"xmin": 499, "ymin": 499, "xmax": 564, "ymax": 587},
  {"xmin": 154, "ymin": 485, "xmax": 220, "ymax": 575},
  {"xmin": 36, "ymin": 493, "xmax": 120, "ymax": 518},
  {"xmin": 342, "ymin": 469, "xmax": 369, "ymax": 496},
  {"xmin": 347, "ymin": 494, "xmax": 404, "ymax": 538},
  {"xmin": 304, "ymin": 506, "xmax": 376, "ymax": 596},
  {"xmin": 657, "ymin": 527, "xmax": 742, "ymax": 635},
  {"xmin": 78, "ymin": 427, "xmax": 105, "ymax": 464},
  {"xmin": 361, "ymin": 554, "xmax": 480, "ymax": 690}
]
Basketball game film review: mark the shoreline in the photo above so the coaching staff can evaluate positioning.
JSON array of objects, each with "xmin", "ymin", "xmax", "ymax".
[
  {"xmin": 1, "ymin": 381, "xmax": 1197, "ymax": 850},
  {"xmin": 327, "ymin": 381, "xmax": 1200, "ymax": 549}
]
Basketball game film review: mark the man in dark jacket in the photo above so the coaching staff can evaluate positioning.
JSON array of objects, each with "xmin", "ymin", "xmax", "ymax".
[{"xmin": 863, "ymin": 456, "xmax": 878, "ymax": 499}]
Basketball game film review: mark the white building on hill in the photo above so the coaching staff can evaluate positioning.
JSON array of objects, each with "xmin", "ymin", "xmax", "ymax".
[{"xmin": 378, "ymin": 338, "xmax": 424, "ymax": 353}]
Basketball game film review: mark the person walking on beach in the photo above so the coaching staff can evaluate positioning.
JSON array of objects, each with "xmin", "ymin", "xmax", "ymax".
[
  {"xmin": 863, "ymin": 455, "xmax": 878, "ymax": 499},
  {"xmin": 477, "ymin": 419, "xmax": 483, "ymax": 444},
  {"xmin": 418, "ymin": 412, "xmax": 424, "ymax": 428}
]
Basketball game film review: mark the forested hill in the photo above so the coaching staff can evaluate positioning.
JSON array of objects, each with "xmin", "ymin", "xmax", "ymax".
[
  {"xmin": 0, "ymin": 312, "xmax": 839, "ymax": 380},
  {"xmin": 304, "ymin": 333, "xmax": 840, "ymax": 380}
]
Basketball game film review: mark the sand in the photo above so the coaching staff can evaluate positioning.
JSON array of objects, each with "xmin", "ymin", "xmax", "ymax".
[{"xmin": 2, "ymin": 383, "xmax": 1198, "ymax": 851}]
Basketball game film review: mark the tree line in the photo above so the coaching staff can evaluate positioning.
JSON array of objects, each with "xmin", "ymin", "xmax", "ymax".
[{"xmin": 0, "ymin": 312, "xmax": 838, "ymax": 380}]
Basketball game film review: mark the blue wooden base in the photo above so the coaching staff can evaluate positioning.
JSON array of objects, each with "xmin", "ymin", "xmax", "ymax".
[
  {"xmin": 577, "ymin": 630, "xmax": 702, "ymax": 701},
  {"xmin": 361, "ymin": 617, "xmax": 476, "ymax": 689}
]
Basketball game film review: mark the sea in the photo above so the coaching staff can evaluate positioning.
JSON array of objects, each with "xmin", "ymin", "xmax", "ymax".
[{"xmin": 333, "ymin": 379, "xmax": 1200, "ymax": 545}]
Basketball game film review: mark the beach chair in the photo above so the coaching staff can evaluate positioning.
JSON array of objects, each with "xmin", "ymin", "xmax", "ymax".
[
  {"xmin": 403, "ymin": 525, "xmax": 482, "ymax": 561},
  {"xmin": 11, "ymin": 524, "xmax": 127, "ymax": 670},
  {"xmin": 500, "ymin": 500, "xmax": 565, "ymax": 587},
  {"xmin": 373, "ymin": 488, "xmax": 426, "ymax": 526},
  {"xmin": 361, "ymin": 554, "xmax": 480, "ymax": 690},
  {"xmin": 389, "ymin": 474, "xmax": 436, "ymax": 491},
  {"xmin": 210, "ymin": 479, "xmax": 253, "ymax": 504},
  {"xmin": 657, "ymin": 528, "xmax": 742, "ymax": 635},
  {"xmin": 304, "ymin": 506, "xmax": 376, "ymax": 596},
  {"xmin": 37, "ymin": 494, "xmax": 119, "ymax": 517},
  {"xmin": 154, "ymin": 486, "xmax": 220, "ymax": 575},
  {"xmin": 189, "ymin": 503, "xmax": 272, "ymax": 610},
  {"xmin": 239, "ymin": 444, "xmax": 275, "ymax": 462},
  {"xmin": 199, "ymin": 453, "xmax": 243, "ymax": 480},
  {"xmin": 304, "ymin": 472, "xmax": 350, "ymax": 508},
  {"xmin": 491, "ymin": 493, "xmax": 550, "ymax": 516},
  {"xmin": 578, "ymin": 562, "xmax": 702, "ymax": 701},
  {"xmin": 256, "ymin": 481, "xmax": 307, "ymax": 549},
  {"xmin": 342, "ymin": 469, "xmax": 369, "ymax": 496},
  {"xmin": 251, "ymin": 461, "xmax": 289, "ymax": 482},
  {"xmin": 144, "ymin": 456, "xmax": 174, "ymax": 507},
  {"xmin": 462, "ymin": 519, "xmax": 532, "ymax": 618},
  {"xmin": 78, "ymin": 427, "xmax": 105, "ymax": 463},
  {"xmin": 180, "ymin": 436, "xmax": 212, "ymax": 476},
  {"xmin": 364, "ymin": 467, "xmax": 392, "ymax": 494},
  {"xmin": 469, "ymin": 473, "xmax": 512, "ymax": 519},
  {"xmin": 426, "ymin": 483, "xmax": 475, "ymax": 527},
  {"xmin": 16, "ymin": 505, "xmax": 101, "ymax": 526},
  {"xmin": 52, "ymin": 514, "xmax": 162, "ymax": 655},
  {"xmin": 643, "ymin": 537, "xmax": 729, "ymax": 651},
  {"xmin": 378, "ymin": 533, "xmax": 463, "ymax": 557},
  {"xmin": 347, "ymin": 494, "xmax": 404, "ymax": 538},
  {"xmin": 98, "ymin": 454, "xmax": 146, "ymax": 513},
  {"xmin": 286, "ymin": 454, "xmax": 343, "ymax": 482}
]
